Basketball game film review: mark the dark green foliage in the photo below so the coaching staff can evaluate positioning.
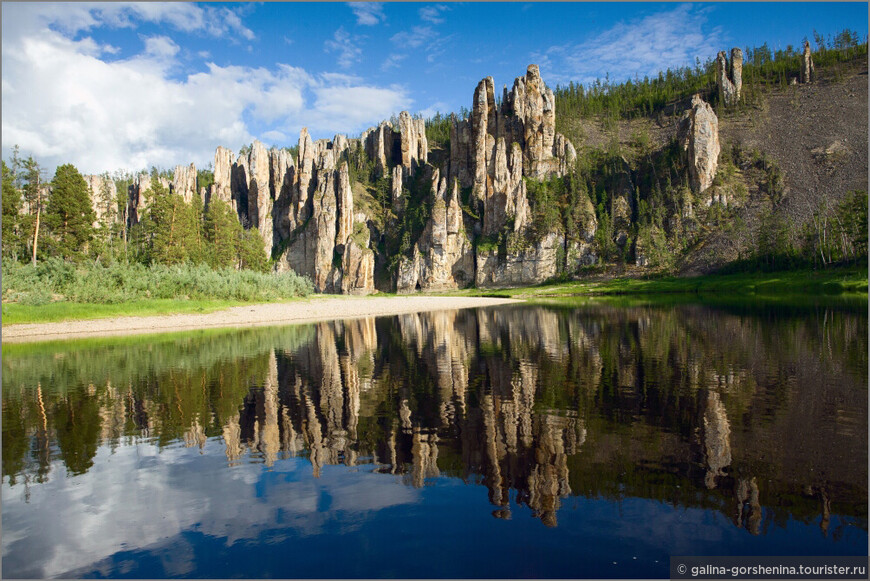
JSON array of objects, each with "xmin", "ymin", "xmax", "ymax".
[
  {"xmin": 525, "ymin": 175, "xmax": 564, "ymax": 241},
  {"xmin": 45, "ymin": 164, "xmax": 95, "ymax": 261},
  {"xmin": 137, "ymin": 182, "xmax": 197, "ymax": 265},
  {"xmin": 555, "ymin": 32, "xmax": 867, "ymax": 123},
  {"xmin": 425, "ymin": 112, "xmax": 451, "ymax": 149},
  {"xmin": 237, "ymin": 227, "xmax": 269, "ymax": 273},
  {"xmin": 2, "ymin": 161, "xmax": 22, "ymax": 259},
  {"xmin": 203, "ymin": 199, "xmax": 240, "ymax": 269},
  {"xmin": 197, "ymin": 168, "xmax": 215, "ymax": 192}
]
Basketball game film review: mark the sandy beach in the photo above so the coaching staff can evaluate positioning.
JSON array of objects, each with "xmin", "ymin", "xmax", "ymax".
[{"xmin": 2, "ymin": 295, "xmax": 522, "ymax": 343}]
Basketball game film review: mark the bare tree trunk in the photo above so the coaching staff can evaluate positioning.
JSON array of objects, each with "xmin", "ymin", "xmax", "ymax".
[{"xmin": 31, "ymin": 199, "xmax": 41, "ymax": 266}]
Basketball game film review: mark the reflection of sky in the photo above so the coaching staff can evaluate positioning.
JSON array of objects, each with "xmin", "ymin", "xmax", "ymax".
[
  {"xmin": 1, "ymin": 438, "xmax": 419, "ymax": 578},
  {"xmin": 3, "ymin": 437, "xmax": 866, "ymax": 578}
]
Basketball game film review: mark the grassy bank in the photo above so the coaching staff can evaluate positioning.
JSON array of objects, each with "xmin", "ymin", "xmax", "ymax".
[
  {"xmin": 0, "ymin": 298, "xmax": 262, "ymax": 325},
  {"xmin": 458, "ymin": 266, "xmax": 868, "ymax": 298}
]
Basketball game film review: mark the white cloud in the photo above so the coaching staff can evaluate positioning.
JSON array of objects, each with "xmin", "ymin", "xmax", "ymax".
[
  {"xmin": 391, "ymin": 25, "xmax": 437, "ymax": 50},
  {"xmin": 381, "ymin": 53, "xmax": 407, "ymax": 71},
  {"xmin": 2, "ymin": 441, "xmax": 419, "ymax": 578},
  {"xmin": 349, "ymin": 2, "xmax": 385, "ymax": 26},
  {"xmin": 324, "ymin": 27, "xmax": 363, "ymax": 69},
  {"xmin": 419, "ymin": 4, "xmax": 450, "ymax": 25},
  {"xmin": 1, "ymin": 11, "xmax": 411, "ymax": 175},
  {"xmin": 4, "ymin": 2, "xmax": 255, "ymax": 41},
  {"xmin": 534, "ymin": 3, "xmax": 722, "ymax": 86}
]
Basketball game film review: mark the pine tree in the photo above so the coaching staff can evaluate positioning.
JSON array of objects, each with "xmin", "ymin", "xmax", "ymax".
[
  {"xmin": 45, "ymin": 164, "xmax": 96, "ymax": 261},
  {"xmin": 2, "ymin": 160, "xmax": 23, "ymax": 259},
  {"xmin": 203, "ymin": 199, "xmax": 241, "ymax": 269},
  {"xmin": 237, "ymin": 227, "xmax": 269, "ymax": 272}
]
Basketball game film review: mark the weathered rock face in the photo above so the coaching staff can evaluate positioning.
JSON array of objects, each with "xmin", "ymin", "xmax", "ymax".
[
  {"xmin": 84, "ymin": 174, "xmax": 117, "ymax": 228},
  {"xmin": 171, "ymin": 163, "xmax": 197, "ymax": 203},
  {"xmin": 127, "ymin": 173, "xmax": 169, "ymax": 226},
  {"xmin": 398, "ymin": 111, "xmax": 428, "ymax": 172},
  {"xmin": 341, "ymin": 237, "xmax": 375, "ymax": 295},
  {"xmin": 396, "ymin": 172, "xmax": 474, "ymax": 293},
  {"xmin": 212, "ymin": 146, "xmax": 235, "ymax": 209},
  {"xmin": 246, "ymin": 140, "xmax": 273, "ymax": 252},
  {"xmin": 442, "ymin": 64, "xmax": 579, "ymax": 288},
  {"xmin": 716, "ymin": 48, "xmax": 743, "ymax": 106},
  {"xmin": 475, "ymin": 231, "xmax": 564, "ymax": 288},
  {"xmin": 678, "ymin": 94, "xmax": 721, "ymax": 196},
  {"xmin": 800, "ymin": 40, "xmax": 815, "ymax": 83},
  {"xmin": 361, "ymin": 121, "xmax": 394, "ymax": 177},
  {"xmin": 451, "ymin": 64, "xmax": 576, "ymax": 196}
]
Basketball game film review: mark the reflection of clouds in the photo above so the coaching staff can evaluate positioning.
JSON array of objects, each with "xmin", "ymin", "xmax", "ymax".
[{"xmin": 1, "ymin": 438, "xmax": 418, "ymax": 578}]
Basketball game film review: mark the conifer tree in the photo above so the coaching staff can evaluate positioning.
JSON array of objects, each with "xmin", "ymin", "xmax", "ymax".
[
  {"xmin": 203, "ymin": 199, "xmax": 240, "ymax": 269},
  {"xmin": 46, "ymin": 164, "xmax": 96, "ymax": 260},
  {"xmin": 2, "ymin": 160, "xmax": 22, "ymax": 259}
]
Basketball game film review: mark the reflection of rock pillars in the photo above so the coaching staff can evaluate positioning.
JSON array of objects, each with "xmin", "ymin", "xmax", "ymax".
[
  {"xmin": 399, "ymin": 399, "xmax": 413, "ymax": 432},
  {"xmin": 388, "ymin": 423, "xmax": 399, "ymax": 474},
  {"xmin": 222, "ymin": 413, "xmax": 243, "ymax": 464},
  {"xmin": 819, "ymin": 488, "xmax": 831, "ymax": 537},
  {"xmin": 482, "ymin": 394, "xmax": 509, "ymax": 509},
  {"xmin": 98, "ymin": 382, "xmax": 128, "ymax": 443},
  {"xmin": 259, "ymin": 351, "xmax": 280, "ymax": 467},
  {"xmin": 183, "ymin": 417, "xmax": 208, "ymax": 450},
  {"xmin": 527, "ymin": 413, "xmax": 576, "ymax": 528},
  {"xmin": 303, "ymin": 388, "xmax": 327, "ymax": 478},
  {"xmin": 410, "ymin": 428, "xmax": 440, "ymax": 488},
  {"xmin": 318, "ymin": 323, "xmax": 346, "ymax": 467},
  {"xmin": 514, "ymin": 361, "xmax": 537, "ymax": 449},
  {"xmin": 703, "ymin": 390, "xmax": 732, "ymax": 489},
  {"xmin": 735, "ymin": 477, "xmax": 762, "ymax": 535}
]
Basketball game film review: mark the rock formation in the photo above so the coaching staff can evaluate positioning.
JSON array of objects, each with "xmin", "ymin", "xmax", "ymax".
[
  {"xmin": 396, "ymin": 171, "xmax": 474, "ymax": 292},
  {"xmin": 171, "ymin": 163, "xmax": 197, "ymax": 203},
  {"xmin": 211, "ymin": 146, "xmax": 236, "ymax": 210},
  {"xmin": 678, "ymin": 94, "xmax": 721, "ymax": 196},
  {"xmin": 716, "ymin": 48, "xmax": 743, "ymax": 106},
  {"xmin": 246, "ymin": 140, "xmax": 274, "ymax": 252},
  {"xmin": 127, "ymin": 172, "xmax": 170, "ymax": 226},
  {"xmin": 84, "ymin": 174, "xmax": 117, "ymax": 227},
  {"xmin": 800, "ymin": 40, "xmax": 815, "ymax": 83}
]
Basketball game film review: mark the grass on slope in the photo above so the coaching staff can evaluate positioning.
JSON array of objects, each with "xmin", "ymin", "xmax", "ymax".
[{"xmin": 450, "ymin": 267, "xmax": 868, "ymax": 298}]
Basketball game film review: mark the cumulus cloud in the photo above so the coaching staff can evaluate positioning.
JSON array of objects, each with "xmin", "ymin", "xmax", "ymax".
[
  {"xmin": 349, "ymin": 2, "xmax": 385, "ymax": 26},
  {"xmin": 324, "ymin": 27, "xmax": 363, "ymax": 69},
  {"xmin": 1, "ymin": 4, "xmax": 412, "ymax": 175},
  {"xmin": 534, "ymin": 3, "xmax": 722, "ymax": 86}
]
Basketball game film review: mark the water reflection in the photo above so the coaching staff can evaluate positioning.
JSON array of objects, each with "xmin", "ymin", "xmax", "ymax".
[{"xmin": 2, "ymin": 300, "xmax": 867, "ymax": 578}]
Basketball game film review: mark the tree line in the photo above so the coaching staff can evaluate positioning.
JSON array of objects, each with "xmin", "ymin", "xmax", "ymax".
[{"xmin": 2, "ymin": 148, "xmax": 268, "ymax": 272}]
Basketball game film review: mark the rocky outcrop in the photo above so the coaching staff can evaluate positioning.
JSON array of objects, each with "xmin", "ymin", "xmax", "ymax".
[
  {"xmin": 716, "ymin": 48, "xmax": 743, "ymax": 106},
  {"xmin": 396, "ymin": 172, "xmax": 474, "ymax": 293},
  {"xmin": 246, "ymin": 140, "xmax": 273, "ymax": 252},
  {"xmin": 212, "ymin": 146, "xmax": 235, "ymax": 209},
  {"xmin": 450, "ymin": 65, "xmax": 576, "ymax": 199},
  {"xmin": 361, "ymin": 121, "xmax": 394, "ymax": 177},
  {"xmin": 84, "ymin": 174, "xmax": 117, "ymax": 227},
  {"xmin": 678, "ymin": 94, "xmax": 720, "ymax": 196},
  {"xmin": 171, "ymin": 163, "xmax": 197, "ymax": 203},
  {"xmin": 800, "ymin": 40, "xmax": 815, "ymax": 83},
  {"xmin": 341, "ymin": 237, "xmax": 375, "ymax": 295},
  {"xmin": 127, "ymin": 172, "xmax": 170, "ymax": 226},
  {"xmin": 397, "ymin": 111, "xmax": 428, "ymax": 171},
  {"xmin": 475, "ymin": 231, "xmax": 564, "ymax": 288}
]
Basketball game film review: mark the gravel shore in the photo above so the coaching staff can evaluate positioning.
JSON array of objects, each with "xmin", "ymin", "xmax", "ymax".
[{"xmin": 2, "ymin": 295, "xmax": 522, "ymax": 343}]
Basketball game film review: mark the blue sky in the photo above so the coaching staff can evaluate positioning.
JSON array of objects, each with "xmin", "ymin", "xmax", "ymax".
[{"xmin": 2, "ymin": 2, "xmax": 866, "ymax": 176}]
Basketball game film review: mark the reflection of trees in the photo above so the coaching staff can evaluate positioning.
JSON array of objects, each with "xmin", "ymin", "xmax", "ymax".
[{"xmin": 3, "ymin": 302, "xmax": 867, "ymax": 532}]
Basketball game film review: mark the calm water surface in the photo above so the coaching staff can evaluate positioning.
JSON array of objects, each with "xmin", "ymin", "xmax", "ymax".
[{"xmin": 2, "ymin": 299, "xmax": 867, "ymax": 578}]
